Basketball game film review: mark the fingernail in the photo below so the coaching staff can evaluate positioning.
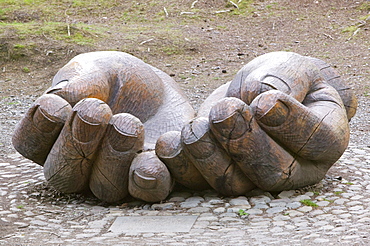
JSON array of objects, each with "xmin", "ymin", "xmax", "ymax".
[
  {"xmin": 212, "ymin": 111, "xmax": 250, "ymax": 139},
  {"xmin": 108, "ymin": 113, "xmax": 144, "ymax": 152},
  {"xmin": 132, "ymin": 170, "xmax": 157, "ymax": 189},
  {"xmin": 33, "ymin": 106, "xmax": 58, "ymax": 133},
  {"xmin": 210, "ymin": 98, "xmax": 252, "ymax": 139},
  {"xmin": 71, "ymin": 99, "xmax": 112, "ymax": 143},
  {"xmin": 257, "ymin": 99, "xmax": 289, "ymax": 127},
  {"xmin": 182, "ymin": 118, "xmax": 215, "ymax": 159}
]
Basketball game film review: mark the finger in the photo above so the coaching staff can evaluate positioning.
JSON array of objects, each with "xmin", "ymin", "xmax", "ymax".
[
  {"xmin": 209, "ymin": 97, "xmax": 296, "ymax": 191},
  {"xmin": 182, "ymin": 117, "xmax": 256, "ymax": 196},
  {"xmin": 197, "ymin": 82, "xmax": 230, "ymax": 118},
  {"xmin": 128, "ymin": 151, "xmax": 173, "ymax": 202},
  {"xmin": 12, "ymin": 94, "xmax": 72, "ymax": 165},
  {"xmin": 306, "ymin": 56, "xmax": 357, "ymax": 120},
  {"xmin": 46, "ymin": 78, "xmax": 110, "ymax": 108},
  {"xmin": 252, "ymin": 89, "xmax": 349, "ymax": 164},
  {"xmin": 155, "ymin": 131, "xmax": 211, "ymax": 190},
  {"xmin": 44, "ymin": 98, "xmax": 112, "ymax": 193},
  {"xmin": 89, "ymin": 113, "xmax": 144, "ymax": 203},
  {"xmin": 226, "ymin": 52, "xmax": 315, "ymax": 104},
  {"xmin": 48, "ymin": 52, "xmax": 165, "ymax": 121}
]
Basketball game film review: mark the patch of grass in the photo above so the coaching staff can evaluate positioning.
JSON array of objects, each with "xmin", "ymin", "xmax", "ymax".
[
  {"xmin": 0, "ymin": 22, "xmax": 107, "ymax": 45},
  {"xmin": 334, "ymin": 191, "xmax": 344, "ymax": 195},
  {"xmin": 22, "ymin": 66, "xmax": 30, "ymax": 73},
  {"xmin": 266, "ymin": 2, "xmax": 279, "ymax": 10},
  {"xmin": 216, "ymin": 25, "xmax": 227, "ymax": 30},
  {"xmin": 300, "ymin": 199, "xmax": 318, "ymax": 207},
  {"xmin": 224, "ymin": 0, "xmax": 255, "ymax": 16},
  {"xmin": 0, "ymin": 0, "xmax": 120, "ymax": 21},
  {"xmin": 342, "ymin": 25, "xmax": 358, "ymax": 33},
  {"xmin": 359, "ymin": 14, "xmax": 370, "ymax": 21},
  {"xmin": 178, "ymin": 75, "xmax": 188, "ymax": 79},
  {"xmin": 323, "ymin": 198, "xmax": 334, "ymax": 203},
  {"xmin": 238, "ymin": 209, "xmax": 249, "ymax": 216},
  {"xmin": 13, "ymin": 43, "xmax": 25, "ymax": 49},
  {"xmin": 120, "ymin": 2, "xmax": 169, "ymax": 23},
  {"xmin": 16, "ymin": 204, "xmax": 24, "ymax": 209},
  {"xmin": 358, "ymin": 2, "xmax": 370, "ymax": 11},
  {"xmin": 6, "ymin": 101, "xmax": 20, "ymax": 105}
]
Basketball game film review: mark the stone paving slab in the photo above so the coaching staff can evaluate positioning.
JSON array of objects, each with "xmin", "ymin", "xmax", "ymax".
[{"xmin": 109, "ymin": 216, "xmax": 198, "ymax": 233}]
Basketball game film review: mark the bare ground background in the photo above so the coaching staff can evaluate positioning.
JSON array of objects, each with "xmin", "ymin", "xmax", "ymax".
[
  {"xmin": 0, "ymin": 0, "xmax": 369, "ymax": 242},
  {"xmin": 1, "ymin": 0, "xmax": 369, "ymax": 148}
]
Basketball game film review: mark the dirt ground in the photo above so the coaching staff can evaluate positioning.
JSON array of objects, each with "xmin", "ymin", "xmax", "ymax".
[
  {"xmin": 1, "ymin": 0, "xmax": 369, "ymax": 144},
  {"xmin": 0, "ymin": 0, "xmax": 369, "ymax": 241}
]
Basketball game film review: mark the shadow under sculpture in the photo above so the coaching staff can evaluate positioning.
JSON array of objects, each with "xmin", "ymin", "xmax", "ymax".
[{"xmin": 12, "ymin": 51, "xmax": 357, "ymax": 203}]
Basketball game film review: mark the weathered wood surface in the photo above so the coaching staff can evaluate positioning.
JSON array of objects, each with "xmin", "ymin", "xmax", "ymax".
[
  {"xmin": 128, "ymin": 151, "xmax": 173, "ymax": 202},
  {"xmin": 13, "ymin": 51, "xmax": 194, "ymax": 203},
  {"xmin": 12, "ymin": 51, "xmax": 357, "ymax": 203},
  {"xmin": 89, "ymin": 113, "xmax": 144, "ymax": 203},
  {"xmin": 12, "ymin": 94, "xmax": 72, "ymax": 165},
  {"xmin": 181, "ymin": 117, "xmax": 256, "ymax": 195},
  {"xmin": 200, "ymin": 52, "xmax": 353, "ymax": 190},
  {"xmin": 307, "ymin": 56, "xmax": 357, "ymax": 120},
  {"xmin": 44, "ymin": 98, "xmax": 112, "ymax": 193},
  {"xmin": 156, "ymin": 131, "xmax": 211, "ymax": 191},
  {"xmin": 159, "ymin": 52, "xmax": 355, "ymax": 193}
]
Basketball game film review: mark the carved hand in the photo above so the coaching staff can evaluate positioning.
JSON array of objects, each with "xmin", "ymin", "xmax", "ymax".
[
  {"xmin": 13, "ymin": 51, "xmax": 357, "ymax": 202},
  {"xmin": 12, "ymin": 51, "xmax": 195, "ymax": 203},
  {"xmin": 156, "ymin": 52, "xmax": 357, "ymax": 195}
]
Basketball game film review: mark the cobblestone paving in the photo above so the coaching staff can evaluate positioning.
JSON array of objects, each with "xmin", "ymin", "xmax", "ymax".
[{"xmin": 1, "ymin": 143, "xmax": 369, "ymax": 245}]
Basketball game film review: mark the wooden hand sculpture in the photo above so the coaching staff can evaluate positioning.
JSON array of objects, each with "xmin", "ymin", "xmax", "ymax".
[
  {"xmin": 12, "ymin": 51, "xmax": 195, "ymax": 203},
  {"xmin": 156, "ymin": 51, "xmax": 357, "ymax": 195},
  {"xmin": 13, "ymin": 51, "xmax": 357, "ymax": 203}
]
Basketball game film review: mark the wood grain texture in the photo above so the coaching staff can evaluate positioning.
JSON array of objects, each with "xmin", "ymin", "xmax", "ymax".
[
  {"xmin": 89, "ymin": 113, "xmax": 144, "ymax": 203},
  {"xmin": 306, "ymin": 56, "xmax": 357, "ymax": 120},
  {"xmin": 182, "ymin": 117, "xmax": 256, "ymax": 196},
  {"xmin": 14, "ymin": 51, "xmax": 195, "ymax": 202},
  {"xmin": 47, "ymin": 51, "xmax": 195, "ymax": 149},
  {"xmin": 12, "ymin": 94, "xmax": 72, "ymax": 165},
  {"xmin": 44, "ymin": 98, "xmax": 112, "ymax": 193},
  {"xmin": 128, "ymin": 151, "xmax": 173, "ymax": 202},
  {"xmin": 156, "ymin": 131, "xmax": 211, "ymax": 190},
  {"xmin": 202, "ymin": 51, "xmax": 354, "ymax": 191}
]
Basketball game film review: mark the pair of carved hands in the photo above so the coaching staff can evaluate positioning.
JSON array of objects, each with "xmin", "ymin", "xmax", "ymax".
[{"xmin": 12, "ymin": 51, "xmax": 357, "ymax": 203}]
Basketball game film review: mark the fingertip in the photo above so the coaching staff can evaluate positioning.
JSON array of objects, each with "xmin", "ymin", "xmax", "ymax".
[
  {"xmin": 107, "ymin": 113, "xmax": 144, "ymax": 152},
  {"xmin": 181, "ymin": 117, "xmax": 215, "ymax": 159},
  {"xmin": 209, "ymin": 97, "xmax": 252, "ymax": 139},
  {"xmin": 71, "ymin": 98, "xmax": 112, "ymax": 143},
  {"xmin": 252, "ymin": 91, "xmax": 290, "ymax": 127},
  {"xmin": 128, "ymin": 151, "xmax": 173, "ymax": 202},
  {"xmin": 155, "ymin": 131, "xmax": 182, "ymax": 158}
]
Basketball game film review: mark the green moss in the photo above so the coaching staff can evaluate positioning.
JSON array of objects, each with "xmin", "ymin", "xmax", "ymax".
[{"xmin": 300, "ymin": 199, "xmax": 318, "ymax": 207}]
